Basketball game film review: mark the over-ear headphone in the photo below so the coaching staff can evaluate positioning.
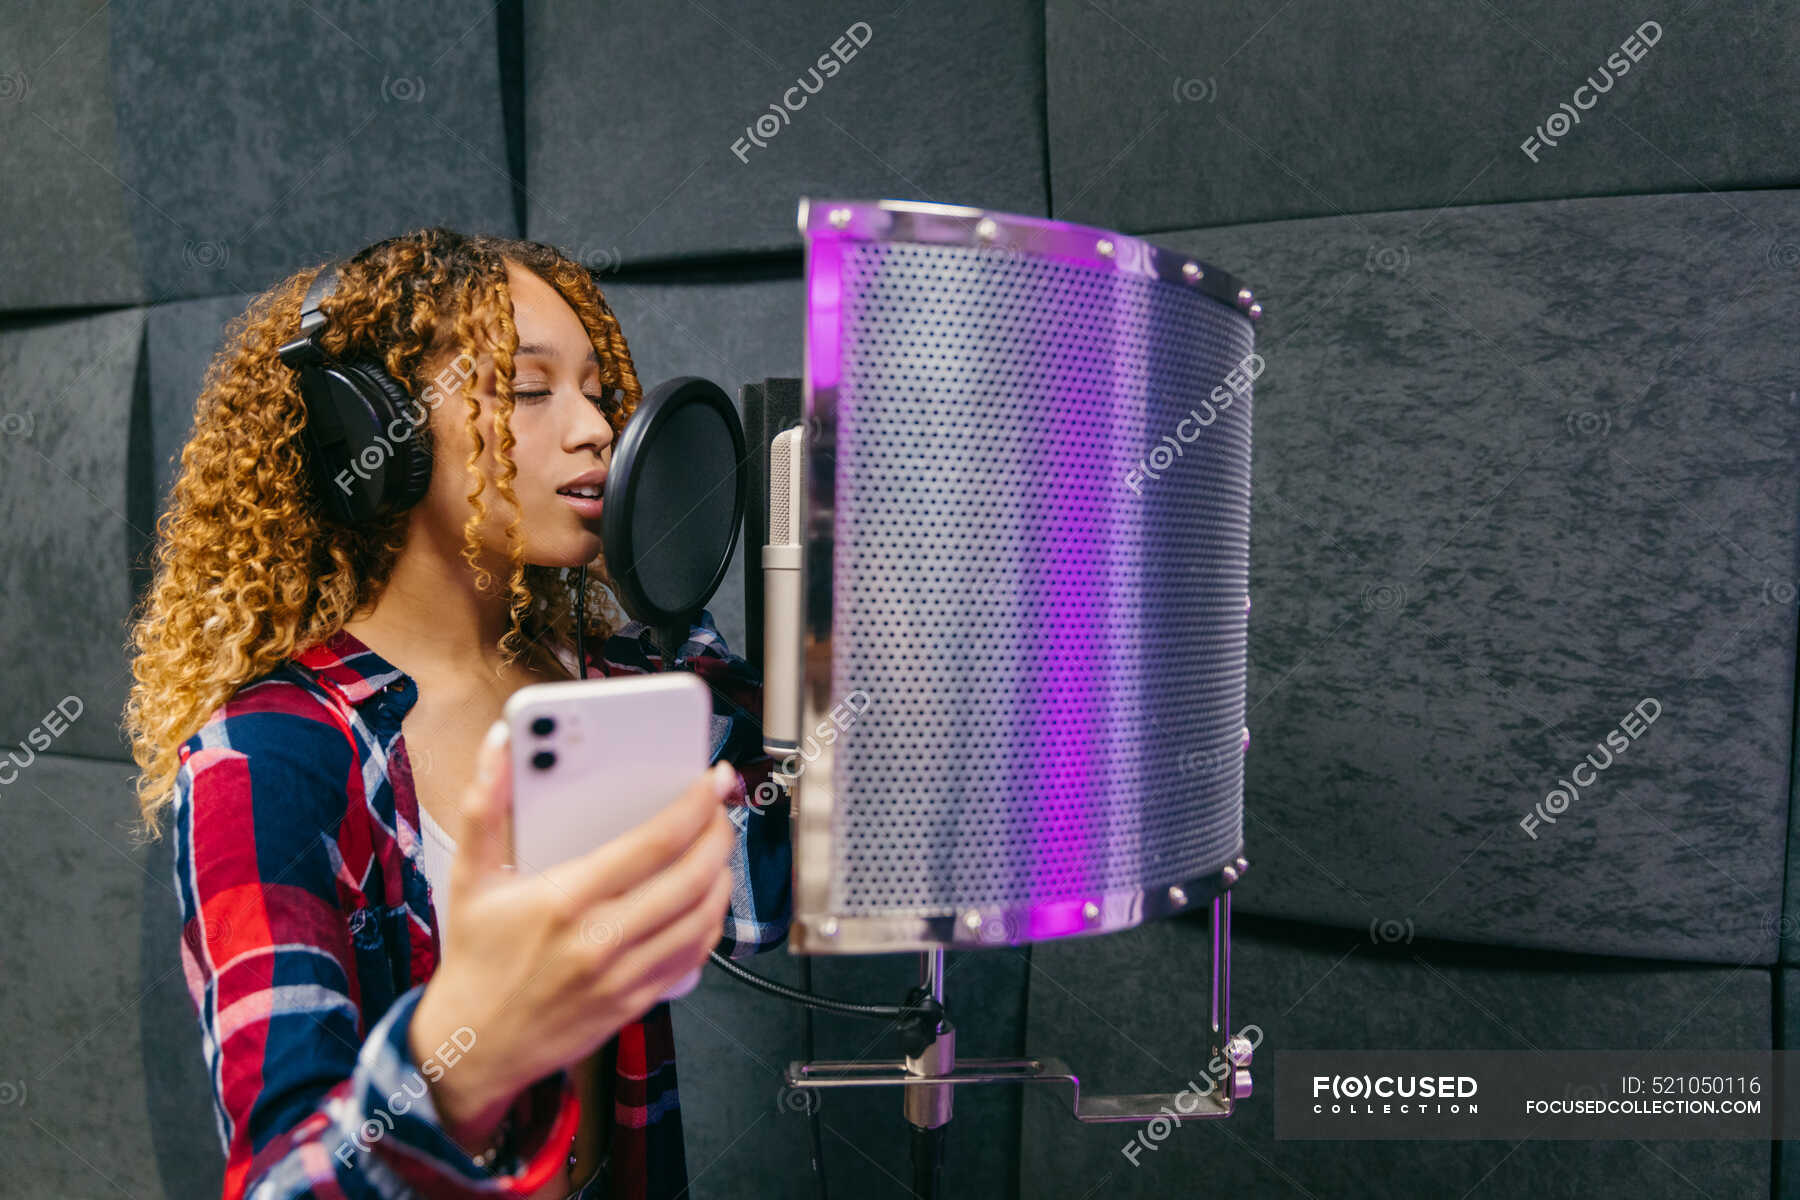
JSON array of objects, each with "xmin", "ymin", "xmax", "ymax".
[{"xmin": 277, "ymin": 263, "xmax": 434, "ymax": 525}]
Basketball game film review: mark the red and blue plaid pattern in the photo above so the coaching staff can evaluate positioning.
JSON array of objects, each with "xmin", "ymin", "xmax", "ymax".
[{"xmin": 170, "ymin": 610, "xmax": 790, "ymax": 1199}]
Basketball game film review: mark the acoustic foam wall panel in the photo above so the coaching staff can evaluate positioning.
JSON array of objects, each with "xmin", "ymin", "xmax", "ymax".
[
  {"xmin": 1, "ymin": 754, "xmax": 180, "ymax": 1197},
  {"xmin": 0, "ymin": 2, "xmax": 147, "ymax": 312},
  {"xmin": 144, "ymin": 292, "xmax": 256, "ymax": 517},
  {"xmin": 524, "ymin": 0, "xmax": 1048, "ymax": 264},
  {"xmin": 0, "ymin": 306, "xmax": 148, "ymax": 762},
  {"xmin": 1046, "ymin": 0, "xmax": 1800, "ymax": 234},
  {"xmin": 1021, "ymin": 919, "xmax": 1770, "ymax": 1199},
  {"xmin": 107, "ymin": 0, "xmax": 519, "ymax": 303},
  {"xmin": 1161, "ymin": 188, "xmax": 1799, "ymax": 964}
]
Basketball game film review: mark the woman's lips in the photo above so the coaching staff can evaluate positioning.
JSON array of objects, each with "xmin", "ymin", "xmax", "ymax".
[{"xmin": 557, "ymin": 492, "xmax": 604, "ymax": 519}]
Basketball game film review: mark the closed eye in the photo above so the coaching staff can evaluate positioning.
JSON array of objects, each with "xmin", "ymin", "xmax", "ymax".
[{"xmin": 514, "ymin": 390, "xmax": 610, "ymax": 403}]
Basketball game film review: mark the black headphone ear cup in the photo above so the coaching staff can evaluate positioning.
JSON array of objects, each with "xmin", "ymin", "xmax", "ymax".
[{"xmin": 339, "ymin": 358, "xmax": 433, "ymax": 514}]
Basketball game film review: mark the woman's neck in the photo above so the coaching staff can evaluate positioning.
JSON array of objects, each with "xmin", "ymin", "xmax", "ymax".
[{"xmin": 344, "ymin": 531, "xmax": 520, "ymax": 680}]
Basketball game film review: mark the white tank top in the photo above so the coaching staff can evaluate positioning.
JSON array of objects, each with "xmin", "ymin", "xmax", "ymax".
[
  {"xmin": 417, "ymin": 802, "xmax": 458, "ymax": 942},
  {"xmin": 414, "ymin": 636, "xmax": 583, "ymax": 945}
]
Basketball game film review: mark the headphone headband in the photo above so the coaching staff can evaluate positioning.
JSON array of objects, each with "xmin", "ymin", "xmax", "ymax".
[{"xmin": 277, "ymin": 258, "xmax": 433, "ymax": 524}]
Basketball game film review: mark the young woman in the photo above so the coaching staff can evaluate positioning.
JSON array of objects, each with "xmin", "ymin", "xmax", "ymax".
[{"xmin": 123, "ymin": 228, "xmax": 790, "ymax": 1199}]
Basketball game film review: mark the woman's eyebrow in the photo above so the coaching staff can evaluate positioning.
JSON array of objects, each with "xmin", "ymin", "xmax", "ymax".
[{"xmin": 515, "ymin": 340, "xmax": 601, "ymax": 366}]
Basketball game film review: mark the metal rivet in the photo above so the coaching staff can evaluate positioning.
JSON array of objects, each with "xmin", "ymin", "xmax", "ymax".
[
  {"xmin": 1248, "ymin": 302, "xmax": 1263, "ymax": 320},
  {"xmin": 1182, "ymin": 261, "xmax": 1202, "ymax": 282},
  {"xmin": 1236, "ymin": 287, "xmax": 1253, "ymax": 306},
  {"xmin": 828, "ymin": 208, "xmax": 852, "ymax": 229},
  {"xmin": 1082, "ymin": 901, "xmax": 1101, "ymax": 923},
  {"xmin": 975, "ymin": 217, "xmax": 998, "ymax": 241},
  {"xmin": 1096, "ymin": 239, "xmax": 1115, "ymax": 258},
  {"xmin": 820, "ymin": 918, "xmax": 839, "ymax": 937},
  {"xmin": 1222, "ymin": 865, "xmax": 1239, "ymax": 885},
  {"xmin": 962, "ymin": 910, "xmax": 983, "ymax": 931},
  {"xmin": 1168, "ymin": 886, "xmax": 1188, "ymax": 907}
]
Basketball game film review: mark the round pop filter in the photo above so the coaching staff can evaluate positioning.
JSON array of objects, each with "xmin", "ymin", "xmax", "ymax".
[{"xmin": 601, "ymin": 376, "xmax": 746, "ymax": 647}]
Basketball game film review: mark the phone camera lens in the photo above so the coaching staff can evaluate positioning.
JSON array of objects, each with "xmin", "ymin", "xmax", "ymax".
[
  {"xmin": 531, "ymin": 749, "xmax": 557, "ymax": 771},
  {"xmin": 531, "ymin": 716, "xmax": 556, "ymax": 736}
]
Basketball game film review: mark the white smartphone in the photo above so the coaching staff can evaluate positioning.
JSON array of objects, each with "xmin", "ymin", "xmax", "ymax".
[{"xmin": 503, "ymin": 671, "xmax": 715, "ymax": 1002}]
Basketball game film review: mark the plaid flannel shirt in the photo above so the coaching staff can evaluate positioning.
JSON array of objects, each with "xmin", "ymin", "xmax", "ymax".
[{"xmin": 170, "ymin": 609, "xmax": 791, "ymax": 1200}]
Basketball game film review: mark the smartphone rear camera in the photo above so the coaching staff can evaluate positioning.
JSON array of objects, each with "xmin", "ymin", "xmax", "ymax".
[
  {"xmin": 531, "ymin": 716, "xmax": 556, "ymax": 736},
  {"xmin": 531, "ymin": 749, "xmax": 557, "ymax": 770}
]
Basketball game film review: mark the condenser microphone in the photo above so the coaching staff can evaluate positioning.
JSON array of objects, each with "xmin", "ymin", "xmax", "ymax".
[{"xmin": 761, "ymin": 426, "xmax": 805, "ymax": 755}]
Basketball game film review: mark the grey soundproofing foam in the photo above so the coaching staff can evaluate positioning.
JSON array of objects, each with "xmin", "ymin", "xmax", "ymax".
[
  {"xmin": 1046, "ymin": 0, "xmax": 1800, "ymax": 235},
  {"xmin": 108, "ymin": 0, "xmax": 519, "ymax": 303},
  {"xmin": 524, "ymin": 0, "xmax": 1048, "ymax": 263},
  {"xmin": 1163, "ymin": 187, "xmax": 1799, "ymax": 964},
  {"xmin": 0, "ymin": 4, "xmax": 147, "ymax": 311},
  {"xmin": 0, "ymin": 307, "xmax": 148, "ymax": 761}
]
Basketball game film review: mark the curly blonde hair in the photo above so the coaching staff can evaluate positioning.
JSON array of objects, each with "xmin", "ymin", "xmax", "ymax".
[{"xmin": 123, "ymin": 228, "xmax": 638, "ymax": 841}]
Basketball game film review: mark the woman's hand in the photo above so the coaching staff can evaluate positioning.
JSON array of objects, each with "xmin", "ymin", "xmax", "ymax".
[{"xmin": 408, "ymin": 719, "xmax": 735, "ymax": 1151}]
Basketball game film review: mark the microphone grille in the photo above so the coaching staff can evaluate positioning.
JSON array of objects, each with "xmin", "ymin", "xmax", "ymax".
[{"xmin": 769, "ymin": 427, "xmax": 802, "ymax": 546}]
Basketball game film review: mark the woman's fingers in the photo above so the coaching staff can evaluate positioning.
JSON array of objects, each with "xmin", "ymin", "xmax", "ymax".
[
  {"xmin": 593, "ymin": 865, "xmax": 733, "ymax": 1004},
  {"xmin": 580, "ymin": 808, "xmax": 733, "ymax": 952},
  {"xmin": 544, "ymin": 761, "xmax": 736, "ymax": 907}
]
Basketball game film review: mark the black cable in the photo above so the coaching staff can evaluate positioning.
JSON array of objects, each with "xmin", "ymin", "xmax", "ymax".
[
  {"xmin": 705, "ymin": 949, "xmax": 910, "ymax": 1020},
  {"xmin": 574, "ymin": 566, "xmax": 587, "ymax": 680}
]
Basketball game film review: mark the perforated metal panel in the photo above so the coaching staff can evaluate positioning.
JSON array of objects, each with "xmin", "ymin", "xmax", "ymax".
[{"xmin": 794, "ymin": 199, "xmax": 1256, "ymax": 952}]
